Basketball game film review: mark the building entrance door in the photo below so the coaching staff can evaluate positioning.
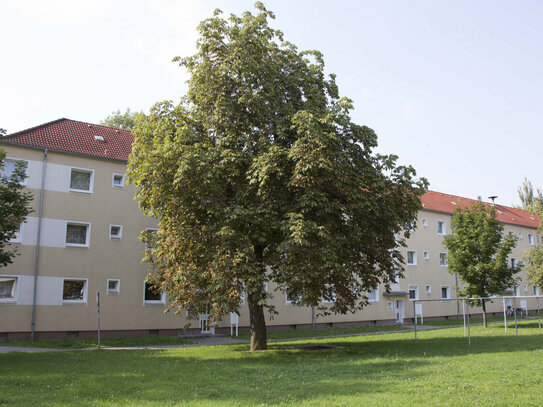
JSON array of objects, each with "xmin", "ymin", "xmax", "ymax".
[{"xmin": 395, "ymin": 299, "xmax": 405, "ymax": 323}]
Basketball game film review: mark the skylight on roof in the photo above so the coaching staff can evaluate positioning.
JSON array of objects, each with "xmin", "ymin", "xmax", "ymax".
[{"xmin": 94, "ymin": 135, "xmax": 105, "ymax": 141}]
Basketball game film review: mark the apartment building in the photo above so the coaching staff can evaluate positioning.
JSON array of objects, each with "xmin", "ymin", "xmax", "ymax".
[{"xmin": 0, "ymin": 119, "xmax": 540, "ymax": 339}]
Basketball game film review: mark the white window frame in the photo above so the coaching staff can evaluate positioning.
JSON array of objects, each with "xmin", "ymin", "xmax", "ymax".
[
  {"xmin": 437, "ymin": 220, "xmax": 446, "ymax": 235},
  {"xmin": 143, "ymin": 282, "xmax": 166, "ymax": 305},
  {"xmin": 425, "ymin": 284, "xmax": 431, "ymax": 295},
  {"xmin": 422, "ymin": 218, "xmax": 428, "ymax": 228},
  {"xmin": 408, "ymin": 284, "xmax": 419, "ymax": 301},
  {"xmin": 513, "ymin": 286, "xmax": 520, "ymax": 296},
  {"xmin": 112, "ymin": 173, "xmax": 125, "ymax": 188},
  {"xmin": 524, "ymin": 285, "xmax": 528, "ymax": 293},
  {"xmin": 534, "ymin": 286, "xmax": 540, "ymax": 296},
  {"xmin": 2, "ymin": 157, "xmax": 28, "ymax": 185},
  {"xmin": 0, "ymin": 276, "xmax": 19, "ymax": 303},
  {"xmin": 107, "ymin": 279, "xmax": 120, "ymax": 295},
  {"xmin": 387, "ymin": 300, "xmax": 393, "ymax": 310},
  {"xmin": 62, "ymin": 278, "xmax": 88, "ymax": 304},
  {"xmin": 69, "ymin": 167, "xmax": 94, "ymax": 194},
  {"xmin": 406, "ymin": 250, "xmax": 417, "ymax": 266},
  {"xmin": 511, "ymin": 258, "xmax": 517, "ymax": 268},
  {"xmin": 109, "ymin": 224, "xmax": 123, "ymax": 240},
  {"xmin": 441, "ymin": 285, "xmax": 451, "ymax": 299},
  {"xmin": 518, "ymin": 232, "xmax": 523, "ymax": 239},
  {"xmin": 423, "ymin": 251, "xmax": 430, "ymax": 260},
  {"xmin": 286, "ymin": 289, "xmax": 301, "ymax": 305},
  {"xmin": 65, "ymin": 221, "xmax": 91, "ymax": 248},
  {"xmin": 8, "ymin": 222, "xmax": 24, "ymax": 243},
  {"xmin": 528, "ymin": 234, "xmax": 534, "ymax": 245},
  {"xmin": 367, "ymin": 285, "xmax": 379, "ymax": 302},
  {"xmin": 439, "ymin": 252, "xmax": 448, "ymax": 268},
  {"xmin": 144, "ymin": 227, "xmax": 159, "ymax": 249}
]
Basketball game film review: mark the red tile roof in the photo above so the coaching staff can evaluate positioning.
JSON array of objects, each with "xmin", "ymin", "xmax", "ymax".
[
  {"xmin": 421, "ymin": 190, "xmax": 539, "ymax": 228},
  {"xmin": 1, "ymin": 118, "xmax": 133, "ymax": 161}
]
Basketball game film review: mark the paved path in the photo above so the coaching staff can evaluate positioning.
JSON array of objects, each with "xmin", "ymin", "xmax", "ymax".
[{"xmin": 0, "ymin": 324, "xmax": 441, "ymax": 354}]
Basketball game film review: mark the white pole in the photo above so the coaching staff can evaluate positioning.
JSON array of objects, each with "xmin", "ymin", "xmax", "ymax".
[
  {"xmin": 462, "ymin": 299, "xmax": 466, "ymax": 337},
  {"xmin": 96, "ymin": 291, "xmax": 101, "ymax": 350},
  {"xmin": 503, "ymin": 298, "xmax": 507, "ymax": 333}
]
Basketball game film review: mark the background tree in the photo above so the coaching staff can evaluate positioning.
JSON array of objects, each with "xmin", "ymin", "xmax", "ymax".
[
  {"xmin": 0, "ymin": 128, "xmax": 6, "ymax": 136},
  {"xmin": 0, "ymin": 150, "xmax": 33, "ymax": 267},
  {"xmin": 444, "ymin": 201, "xmax": 518, "ymax": 327},
  {"xmin": 127, "ymin": 3, "xmax": 427, "ymax": 351},
  {"xmin": 516, "ymin": 178, "xmax": 542, "ymax": 212},
  {"xmin": 100, "ymin": 108, "xmax": 141, "ymax": 131},
  {"xmin": 524, "ymin": 200, "xmax": 543, "ymax": 289}
]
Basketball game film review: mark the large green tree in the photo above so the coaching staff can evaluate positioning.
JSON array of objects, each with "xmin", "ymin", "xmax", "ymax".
[
  {"xmin": 100, "ymin": 108, "xmax": 141, "ymax": 131},
  {"xmin": 0, "ymin": 150, "xmax": 33, "ymax": 267},
  {"xmin": 127, "ymin": 3, "xmax": 427, "ymax": 351},
  {"xmin": 443, "ymin": 201, "xmax": 518, "ymax": 327},
  {"xmin": 524, "ymin": 200, "xmax": 543, "ymax": 289}
]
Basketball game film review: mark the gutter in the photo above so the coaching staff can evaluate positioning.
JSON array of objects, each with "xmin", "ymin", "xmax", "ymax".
[{"xmin": 30, "ymin": 148, "xmax": 47, "ymax": 341}]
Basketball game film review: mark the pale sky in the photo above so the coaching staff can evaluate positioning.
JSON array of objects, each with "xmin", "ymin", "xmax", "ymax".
[{"xmin": 1, "ymin": 0, "xmax": 542, "ymax": 207}]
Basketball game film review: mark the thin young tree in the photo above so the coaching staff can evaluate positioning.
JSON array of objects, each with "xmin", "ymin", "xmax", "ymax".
[
  {"xmin": 127, "ymin": 3, "xmax": 427, "ymax": 350},
  {"xmin": 444, "ymin": 201, "xmax": 518, "ymax": 327}
]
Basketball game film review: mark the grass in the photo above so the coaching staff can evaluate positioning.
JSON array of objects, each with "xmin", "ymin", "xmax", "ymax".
[
  {"xmin": 233, "ymin": 324, "xmax": 408, "ymax": 340},
  {"xmin": 1, "ymin": 321, "xmax": 543, "ymax": 406},
  {"xmin": 0, "ymin": 336, "xmax": 191, "ymax": 349}
]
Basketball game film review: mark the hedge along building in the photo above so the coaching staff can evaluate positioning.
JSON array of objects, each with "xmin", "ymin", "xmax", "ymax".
[{"xmin": 0, "ymin": 119, "xmax": 540, "ymax": 339}]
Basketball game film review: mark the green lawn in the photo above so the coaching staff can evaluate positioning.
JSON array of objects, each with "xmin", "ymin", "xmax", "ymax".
[
  {"xmin": 0, "ymin": 336, "xmax": 191, "ymax": 349},
  {"xmin": 234, "ymin": 324, "xmax": 408, "ymax": 340},
  {"xmin": 1, "ymin": 321, "xmax": 543, "ymax": 406}
]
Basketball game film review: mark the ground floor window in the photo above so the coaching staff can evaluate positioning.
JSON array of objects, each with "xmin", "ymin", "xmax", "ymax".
[
  {"xmin": 63, "ymin": 279, "xmax": 87, "ymax": 303},
  {"xmin": 144, "ymin": 282, "xmax": 165, "ymax": 304},
  {"xmin": 441, "ymin": 286, "xmax": 450, "ymax": 299}
]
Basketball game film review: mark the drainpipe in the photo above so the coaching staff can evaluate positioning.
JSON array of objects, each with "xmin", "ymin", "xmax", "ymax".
[{"xmin": 30, "ymin": 149, "xmax": 47, "ymax": 341}]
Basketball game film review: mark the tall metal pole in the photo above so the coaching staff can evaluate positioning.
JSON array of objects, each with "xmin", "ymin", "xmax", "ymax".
[
  {"xmin": 97, "ymin": 291, "xmax": 101, "ymax": 349},
  {"xmin": 414, "ymin": 300, "xmax": 417, "ymax": 342},
  {"xmin": 462, "ymin": 299, "xmax": 466, "ymax": 336},
  {"xmin": 537, "ymin": 297, "xmax": 541, "ymax": 329},
  {"xmin": 311, "ymin": 306, "xmax": 315, "ymax": 330},
  {"xmin": 30, "ymin": 149, "xmax": 47, "ymax": 341},
  {"xmin": 503, "ymin": 298, "xmax": 507, "ymax": 333},
  {"xmin": 514, "ymin": 297, "xmax": 518, "ymax": 337},
  {"xmin": 467, "ymin": 301, "xmax": 471, "ymax": 345}
]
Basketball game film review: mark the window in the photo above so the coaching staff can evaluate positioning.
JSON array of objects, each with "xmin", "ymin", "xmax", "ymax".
[
  {"xmin": 9, "ymin": 223, "xmax": 23, "ymax": 243},
  {"xmin": 408, "ymin": 285, "xmax": 419, "ymax": 300},
  {"xmin": 0, "ymin": 277, "xmax": 17, "ymax": 302},
  {"xmin": 144, "ymin": 228, "xmax": 159, "ymax": 249},
  {"xmin": 425, "ymin": 285, "xmax": 431, "ymax": 295},
  {"xmin": 107, "ymin": 279, "xmax": 120, "ymax": 295},
  {"xmin": 437, "ymin": 220, "xmax": 446, "ymax": 235},
  {"xmin": 528, "ymin": 234, "xmax": 534, "ymax": 245},
  {"xmin": 534, "ymin": 286, "xmax": 540, "ymax": 296},
  {"xmin": 70, "ymin": 168, "xmax": 94, "ymax": 193},
  {"xmin": 112, "ymin": 173, "xmax": 125, "ymax": 188},
  {"xmin": 1, "ymin": 158, "xmax": 27, "ymax": 183},
  {"xmin": 423, "ymin": 251, "xmax": 430, "ymax": 260},
  {"xmin": 322, "ymin": 285, "xmax": 336, "ymax": 304},
  {"xmin": 367, "ymin": 286, "xmax": 379, "ymax": 302},
  {"xmin": 441, "ymin": 286, "xmax": 450, "ymax": 299},
  {"xmin": 405, "ymin": 221, "xmax": 415, "ymax": 232},
  {"xmin": 508, "ymin": 231, "xmax": 514, "ymax": 236},
  {"xmin": 422, "ymin": 218, "xmax": 428, "ymax": 228},
  {"xmin": 65, "ymin": 222, "xmax": 90, "ymax": 247},
  {"xmin": 109, "ymin": 225, "xmax": 122, "ymax": 240},
  {"xmin": 511, "ymin": 258, "xmax": 517, "ymax": 268},
  {"xmin": 513, "ymin": 286, "xmax": 520, "ymax": 296},
  {"xmin": 519, "ymin": 232, "xmax": 523, "ymax": 239},
  {"xmin": 407, "ymin": 250, "xmax": 417, "ymax": 266},
  {"xmin": 144, "ymin": 282, "xmax": 166, "ymax": 304},
  {"xmin": 439, "ymin": 253, "xmax": 448, "ymax": 267},
  {"xmin": 387, "ymin": 301, "xmax": 393, "ymax": 310},
  {"xmin": 62, "ymin": 279, "xmax": 87, "ymax": 303},
  {"xmin": 286, "ymin": 288, "xmax": 301, "ymax": 304},
  {"xmin": 524, "ymin": 285, "xmax": 528, "ymax": 293}
]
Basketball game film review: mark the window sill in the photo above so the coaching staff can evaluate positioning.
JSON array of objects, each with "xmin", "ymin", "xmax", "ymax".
[
  {"xmin": 144, "ymin": 301, "xmax": 165, "ymax": 306},
  {"xmin": 62, "ymin": 300, "xmax": 87, "ymax": 305},
  {"xmin": 0, "ymin": 299, "xmax": 17, "ymax": 304},
  {"xmin": 65, "ymin": 243, "xmax": 89, "ymax": 248},
  {"xmin": 69, "ymin": 188, "xmax": 93, "ymax": 194}
]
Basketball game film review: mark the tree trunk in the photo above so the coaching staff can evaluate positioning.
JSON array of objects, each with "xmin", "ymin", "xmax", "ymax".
[
  {"xmin": 247, "ymin": 244, "xmax": 268, "ymax": 351},
  {"xmin": 248, "ymin": 292, "xmax": 267, "ymax": 351},
  {"xmin": 482, "ymin": 299, "xmax": 487, "ymax": 328}
]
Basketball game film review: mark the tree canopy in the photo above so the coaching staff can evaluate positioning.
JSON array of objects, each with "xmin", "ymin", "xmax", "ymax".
[
  {"xmin": 0, "ymin": 150, "xmax": 33, "ymax": 267},
  {"xmin": 516, "ymin": 178, "xmax": 542, "ymax": 212},
  {"xmin": 100, "ymin": 108, "xmax": 141, "ymax": 131},
  {"xmin": 443, "ymin": 201, "xmax": 518, "ymax": 327},
  {"xmin": 523, "ymin": 200, "xmax": 543, "ymax": 289},
  {"xmin": 127, "ymin": 3, "xmax": 427, "ymax": 351}
]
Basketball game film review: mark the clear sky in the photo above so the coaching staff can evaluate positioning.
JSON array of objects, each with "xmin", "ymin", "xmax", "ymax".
[{"xmin": 1, "ymin": 0, "xmax": 541, "ymax": 207}]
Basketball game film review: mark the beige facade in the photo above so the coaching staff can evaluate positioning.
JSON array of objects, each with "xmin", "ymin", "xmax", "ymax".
[{"xmin": 1, "ymin": 141, "xmax": 541, "ymax": 339}]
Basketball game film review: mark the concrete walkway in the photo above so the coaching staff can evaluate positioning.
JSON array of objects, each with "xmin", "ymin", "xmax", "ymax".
[{"xmin": 0, "ymin": 324, "xmax": 441, "ymax": 354}]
